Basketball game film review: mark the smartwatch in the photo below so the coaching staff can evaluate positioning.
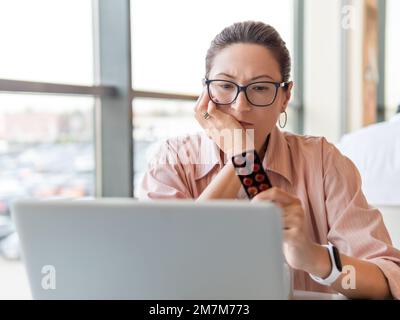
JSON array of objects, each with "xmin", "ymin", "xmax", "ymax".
[{"xmin": 309, "ymin": 242, "xmax": 342, "ymax": 286}]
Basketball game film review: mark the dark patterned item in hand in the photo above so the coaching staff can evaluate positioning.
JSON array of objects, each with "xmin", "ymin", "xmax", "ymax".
[{"xmin": 231, "ymin": 150, "xmax": 272, "ymax": 199}]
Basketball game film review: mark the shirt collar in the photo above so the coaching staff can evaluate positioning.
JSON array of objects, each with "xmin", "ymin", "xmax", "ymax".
[
  {"xmin": 264, "ymin": 126, "xmax": 293, "ymax": 185},
  {"xmin": 194, "ymin": 126, "xmax": 293, "ymax": 185}
]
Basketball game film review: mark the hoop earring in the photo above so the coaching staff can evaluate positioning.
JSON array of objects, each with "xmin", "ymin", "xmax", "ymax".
[{"xmin": 279, "ymin": 111, "xmax": 287, "ymax": 129}]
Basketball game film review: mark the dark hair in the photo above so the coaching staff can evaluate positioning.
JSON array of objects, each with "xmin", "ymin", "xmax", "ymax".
[{"xmin": 205, "ymin": 21, "xmax": 291, "ymax": 82}]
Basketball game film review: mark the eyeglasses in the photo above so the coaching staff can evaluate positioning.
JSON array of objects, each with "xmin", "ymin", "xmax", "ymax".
[{"xmin": 203, "ymin": 78, "xmax": 289, "ymax": 107}]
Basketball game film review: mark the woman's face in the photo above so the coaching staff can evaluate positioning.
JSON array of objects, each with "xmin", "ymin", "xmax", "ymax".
[{"xmin": 208, "ymin": 43, "xmax": 293, "ymax": 146}]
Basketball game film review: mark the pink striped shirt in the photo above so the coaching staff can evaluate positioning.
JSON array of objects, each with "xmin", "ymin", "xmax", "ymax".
[{"xmin": 139, "ymin": 125, "xmax": 400, "ymax": 298}]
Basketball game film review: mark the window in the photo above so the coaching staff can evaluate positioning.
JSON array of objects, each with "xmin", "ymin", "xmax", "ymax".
[
  {"xmin": 0, "ymin": 0, "xmax": 95, "ymax": 215},
  {"xmin": 0, "ymin": 0, "xmax": 93, "ymax": 85},
  {"xmin": 385, "ymin": 0, "xmax": 400, "ymax": 119},
  {"xmin": 131, "ymin": 0, "xmax": 296, "ymax": 196},
  {"xmin": 0, "ymin": 94, "xmax": 95, "ymax": 215},
  {"xmin": 0, "ymin": 1, "xmax": 101, "ymax": 299},
  {"xmin": 131, "ymin": 0, "xmax": 293, "ymax": 95}
]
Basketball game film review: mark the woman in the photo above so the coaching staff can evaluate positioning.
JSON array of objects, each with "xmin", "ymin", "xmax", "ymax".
[{"xmin": 139, "ymin": 21, "xmax": 400, "ymax": 299}]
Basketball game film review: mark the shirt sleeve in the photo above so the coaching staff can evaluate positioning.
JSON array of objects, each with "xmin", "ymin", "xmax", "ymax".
[
  {"xmin": 322, "ymin": 138, "xmax": 400, "ymax": 299},
  {"xmin": 138, "ymin": 140, "xmax": 193, "ymax": 200}
]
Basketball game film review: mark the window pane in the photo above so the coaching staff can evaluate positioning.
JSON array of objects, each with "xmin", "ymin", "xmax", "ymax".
[
  {"xmin": 133, "ymin": 98, "xmax": 201, "ymax": 197},
  {"xmin": 0, "ymin": 0, "xmax": 93, "ymax": 85},
  {"xmin": 131, "ymin": 0, "xmax": 293, "ymax": 95},
  {"xmin": 0, "ymin": 94, "xmax": 95, "ymax": 215},
  {"xmin": 385, "ymin": 0, "xmax": 400, "ymax": 119}
]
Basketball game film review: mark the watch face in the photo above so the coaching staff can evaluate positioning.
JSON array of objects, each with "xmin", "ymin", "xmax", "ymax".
[{"xmin": 332, "ymin": 246, "xmax": 343, "ymax": 272}]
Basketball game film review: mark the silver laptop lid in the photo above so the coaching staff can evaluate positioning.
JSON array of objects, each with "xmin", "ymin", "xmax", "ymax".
[{"xmin": 12, "ymin": 199, "xmax": 286, "ymax": 299}]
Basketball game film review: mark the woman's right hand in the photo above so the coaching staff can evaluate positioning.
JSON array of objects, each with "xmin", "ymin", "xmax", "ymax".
[{"xmin": 194, "ymin": 87, "xmax": 255, "ymax": 158}]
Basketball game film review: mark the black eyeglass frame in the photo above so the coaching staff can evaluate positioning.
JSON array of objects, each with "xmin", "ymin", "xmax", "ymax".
[{"xmin": 203, "ymin": 78, "xmax": 289, "ymax": 107}]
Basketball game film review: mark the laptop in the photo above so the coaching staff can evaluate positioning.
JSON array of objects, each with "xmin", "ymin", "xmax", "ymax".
[{"xmin": 11, "ymin": 199, "xmax": 288, "ymax": 300}]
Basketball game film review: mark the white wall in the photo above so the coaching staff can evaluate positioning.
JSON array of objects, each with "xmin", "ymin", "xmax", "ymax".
[
  {"xmin": 346, "ymin": 0, "xmax": 364, "ymax": 133},
  {"xmin": 385, "ymin": 0, "xmax": 400, "ymax": 117},
  {"xmin": 304, "ymin": 0, "xmax": 342, "ymax": 143}
]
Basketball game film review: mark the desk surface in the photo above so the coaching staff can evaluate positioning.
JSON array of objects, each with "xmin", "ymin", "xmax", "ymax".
[{"xmin": 0, "ymin": 257, "xmax": 347, "ymax": 300}]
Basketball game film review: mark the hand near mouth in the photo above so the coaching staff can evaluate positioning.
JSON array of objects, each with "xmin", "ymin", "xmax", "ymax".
[{"xmin": 194, "ymin": 88, "xmax": 259, "ymax": 158}]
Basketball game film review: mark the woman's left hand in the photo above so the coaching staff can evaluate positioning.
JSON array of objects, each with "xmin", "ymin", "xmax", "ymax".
[{"xmin": 252, "ymin": 187, "xmax": 317, "ymax": 271}]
